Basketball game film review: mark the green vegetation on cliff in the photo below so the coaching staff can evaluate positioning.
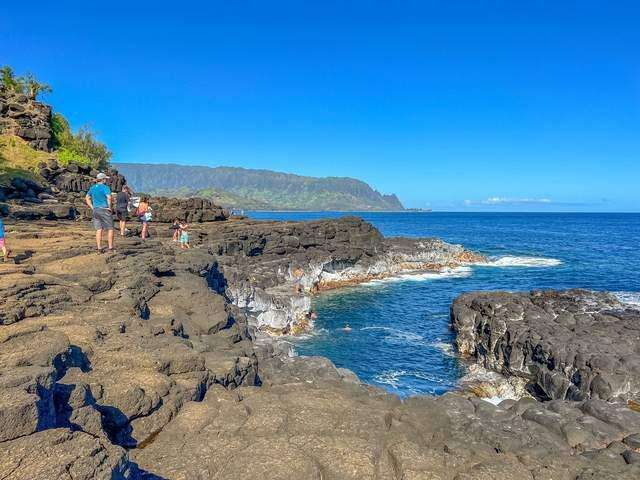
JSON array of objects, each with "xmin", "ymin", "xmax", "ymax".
[
  {"xmin": 1, "ymin": 66, "xmax": 52, "ymax": 100},
  {"xmin": 1, "ymin": 65, "xmax": 112, "ymax": 177},
  {"xmin": 116, "ymin": 163, "xmax": 405, "ymax": 211},
  {"xmin": 51, "ymin": 113, "xmax": 111, "ymax": 169}
]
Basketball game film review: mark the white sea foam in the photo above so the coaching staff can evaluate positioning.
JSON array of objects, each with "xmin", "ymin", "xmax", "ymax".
[
  {"xmin": 374, "ymin": 370, "xmax": 405, "ymax": 388},
  {"xmin": 284, "ymin": 327, "xmax": 328, "ymax": 342},
  {"xmin": 613, "ymin": 291, "xmax": 640, "ymax": 307},
  {"xmin": 363, "ymin": 266, "xmax": 473, "ymax": 286},
  {"xmin": 374, "ymin": 369, "xmax": 454, "ymax": 390},
  {"xmin": 485, "ymin": 255, "xmax": 562, "ymax": 268},
  {"xmin": 482, "ymin": 396, "xmax": 507, "ymax": 406},
  {"xmin": 431, "ymin": 342, "xmax": 456, "ymax": 357}
]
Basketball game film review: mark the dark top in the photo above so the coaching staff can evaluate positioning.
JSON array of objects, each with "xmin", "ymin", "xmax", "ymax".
[{"xmin": 116, "ymin": 191, "xmax": 130, "ymax": 211}]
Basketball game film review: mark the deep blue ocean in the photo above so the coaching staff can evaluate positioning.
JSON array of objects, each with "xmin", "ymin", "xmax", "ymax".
[{"xmin": 249, "ymin": 212, "xmax": 640, "ymax": 397}]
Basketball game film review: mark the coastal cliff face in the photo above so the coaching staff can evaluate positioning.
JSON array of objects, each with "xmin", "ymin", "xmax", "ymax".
[
  {"xmin": 197, "ymin": 216, "xmax": 483, "ymax": 334},
  {"xmin": 2, "ymin": 220, "xmax": 640, "ymax": 478},
  {"xmin": 451, "ymin": 290, "xmax": 640, "ymax": 402},
  {"xmin": 0, "ymin": 89, "xmax": 52, "ymax": 151}
]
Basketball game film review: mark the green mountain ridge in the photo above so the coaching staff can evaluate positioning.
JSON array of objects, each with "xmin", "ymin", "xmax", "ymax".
[{"xmin": 115, "ymin": 163, "xmax": 405, "ymax": 211}]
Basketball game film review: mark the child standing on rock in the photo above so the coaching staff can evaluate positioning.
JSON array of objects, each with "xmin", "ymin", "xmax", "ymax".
[
  {"xmin": 179, "ymin": 220, "xmax": 190, "ymax": 249},
  {"xmin": 0, "ymin": 216, "xmax": 12, "ymax": 262}
]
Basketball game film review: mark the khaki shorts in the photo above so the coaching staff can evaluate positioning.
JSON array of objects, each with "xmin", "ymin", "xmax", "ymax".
[{"xmin": 92, "ymin": 208, "xmax": 114, "ymax": 230}]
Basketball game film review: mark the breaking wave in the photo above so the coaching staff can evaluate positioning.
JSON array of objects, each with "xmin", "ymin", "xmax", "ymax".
[
  {"xmin": 485, "ymin": 255, "xmax": 562, "ymax": 268},
  {"xmin": 613, "ymin": 291, "xmax": 640, "ymax": 307},
  {"xmin": 431, "ymin": 341, "xmax": 456, "ymax": 357},
  {"xmin": 363, "ymin": 266, "xmax": 473, "ymax": 286}
]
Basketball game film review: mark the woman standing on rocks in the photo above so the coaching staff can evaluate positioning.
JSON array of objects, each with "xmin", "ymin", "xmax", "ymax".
[
  {"xmin": 136, "ymin": 196, "xmax": 151, "ymax": 240},
  {"xmin": 115, "ymin": 185, "xmax": 132, "ymax": 237}
]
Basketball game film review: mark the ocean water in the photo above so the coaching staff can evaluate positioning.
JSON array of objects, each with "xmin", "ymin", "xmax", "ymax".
[{"xmin": 248, "ymin": 212, "xmax": 640, "ymax": 396}]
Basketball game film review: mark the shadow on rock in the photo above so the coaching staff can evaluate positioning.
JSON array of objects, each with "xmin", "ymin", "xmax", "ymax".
[
  {"xmin": 13, "ymin": 249, "xmax": 34, "ymax": 264},
  {"xmin": 130, "ymin": 464, "xmax": 170, "ymax": 480}
]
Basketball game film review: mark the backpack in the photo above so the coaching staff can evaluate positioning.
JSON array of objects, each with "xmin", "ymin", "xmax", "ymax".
[{"xmin": 143, "ymin": 206, "xmax": 153, "ymax": 222}]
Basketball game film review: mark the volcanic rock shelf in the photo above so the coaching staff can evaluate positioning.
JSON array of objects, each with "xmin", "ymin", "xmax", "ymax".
[{"xmin": 1, "ymin": 219, "xmax": 640, "ymax": 478}]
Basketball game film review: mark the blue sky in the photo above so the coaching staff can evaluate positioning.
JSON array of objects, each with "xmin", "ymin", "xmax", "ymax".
[{"xmin": 2, "ymin": 1, "xmax": 639, "ymax": 211}]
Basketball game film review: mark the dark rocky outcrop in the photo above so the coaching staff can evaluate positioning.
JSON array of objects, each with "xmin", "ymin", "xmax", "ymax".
[
  {"xmin": 38, "ymin": 159, "xmax": 127, "ymax": 195},
  {"xmin": 0, "ymin": 88, "xmax": 52, "ymax": 151},
  {"xmin": 192, "ymin": 216, "xmax": 480, "ymax": 333},
  {"xmin": 1, "ymin": 159, "xmax": 229, "ymax": 223},
  {"xmin": 451, "ymin": 289, "xmax": 640, "ymax": 402},
  {"xmin": 146, "ymin": 195, "xmax": 228, "ymax": 223}
]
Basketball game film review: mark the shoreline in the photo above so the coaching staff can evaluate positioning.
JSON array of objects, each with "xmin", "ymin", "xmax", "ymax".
[{"xmin": 2, "ymin": 216, "xmax": 640, "ymax": 478}]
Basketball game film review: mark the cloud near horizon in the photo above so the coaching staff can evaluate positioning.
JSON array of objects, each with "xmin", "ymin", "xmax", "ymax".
[
  {"xmin": 459, "ymin": 197, "xmax": 611, "ymax": 209},
  {"xmin": 463, "ymin": 197, "xmax": 553, "ymax": 207}
]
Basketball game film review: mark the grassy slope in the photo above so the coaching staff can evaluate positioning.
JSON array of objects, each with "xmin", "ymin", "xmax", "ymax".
[{"xmin": 0, "ymin": 135, "xmax": 50, "ymax": 188}]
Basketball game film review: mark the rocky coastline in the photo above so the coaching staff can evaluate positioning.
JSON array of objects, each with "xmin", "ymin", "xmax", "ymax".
[
  {"xmin": 2, "ymin": 181, "xmax": 640, "ymax": 477},
  {"xmin": 3, "ymin": 73, "xmax": 639, "ymax": 479},
  {"xmin": 201, "ymin": 216, "xmax": 485, "ymax": 335}
]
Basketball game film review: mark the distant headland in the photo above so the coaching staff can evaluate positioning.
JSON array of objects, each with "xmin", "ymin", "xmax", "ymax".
[{"xmin": 116, "ymin": 162, "xmax": 405, "ymax": 212}]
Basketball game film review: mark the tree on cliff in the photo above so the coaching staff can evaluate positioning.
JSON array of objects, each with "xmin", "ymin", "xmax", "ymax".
[
  {"xmin": 51, "ymin": 113, "xmax": 112, "ymax": 169},
  {"xmin": 22, "ymin": 73, "xmax": 52, "ymax": 100},
  {"xmin": 0, "ymin": 66, "xmax": 21, "ymax": 92},
  {"xmin": 0, "ymin": 65, "xmax": 52, "ymax": 100}
]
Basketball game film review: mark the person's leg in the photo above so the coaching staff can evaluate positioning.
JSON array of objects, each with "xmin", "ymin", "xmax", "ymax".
[
  {"xmin": 142, "ymin": 223, "xmax": 148, "ymax": 240},
  {"xmin": 107, "ymin": 229, "xmax": 114, "ymax": 250},
  {"xmin": 93, "ymin": 211, "xmax": 102, "ymax": 251},
  {"xmin": 120, "ymin": 219, "xmax": 125, "ymax": 236}
]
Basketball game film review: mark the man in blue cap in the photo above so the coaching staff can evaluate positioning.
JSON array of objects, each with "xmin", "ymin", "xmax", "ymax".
[{"xmin": 85, "ymin": 172, "xmax": 114, "ymax": 252}]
